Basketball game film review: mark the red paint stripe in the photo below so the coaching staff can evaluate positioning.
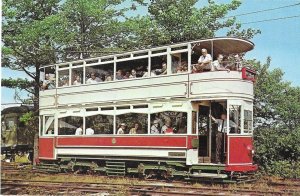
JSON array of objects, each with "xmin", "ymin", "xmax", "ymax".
[
  {"xmin": 225, "ymin": 164, "xmax": 258, "ymax": 172},
  {"xmin": 39, "ymin": 138, "xmax": 55, "ymax": 159},
  {"xmin": 56, "ymin": 136, "xmax": 189, "ymax": 148}
]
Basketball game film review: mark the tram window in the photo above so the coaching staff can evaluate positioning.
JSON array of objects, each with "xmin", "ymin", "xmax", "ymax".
[
  {"xmin": 86, "ymin": 63, "xmax": 113, "ymax": 83},
  {"xmin": 229, "ymin": 105, "xmax": 241, "ymax": 134},
  {"xmin": 116, "ymin": 58, "xmax": 148, "ymax": 80},
  {"xmin": 58, "ymin": 69, "xmax": 70, "ymax": 87},
  {"xmin": 244, "ymin": 110, "xmax": 253, "ymax": 133},
  {"xmin": 150, "ymin": 55, "xmax": 167, "ymax": 76},
  {"xmin": 4, "ymin": 117, "xmax": 15, "ymax": 131},
  {"xmin": 58, "ymin": 116, "xmax": 83, "ymax": 135},
  {"xmin": 72, "ymin": 67, "xmax": 83, "ymax": 86},
  {"xmin": 85, "ymin": 115, "xmax": 113, "ymax": 135},
  {"xmin": 171, "ymin": 52, "xmax": 188, "ymax": 74},
  {"xmin": 41, "ymin": 66, "xmax": 56, "ymax": 90},
  {"xmin": 150, "ymin": 111, "xmax": 187, "ymax": 134},
  {"xmin": 44, "ymin": 116, "xmax": 54, "ymax": 135},
  {"xmin": 116, "ymin": 113, "xmax": 148, "ymax": 134}
]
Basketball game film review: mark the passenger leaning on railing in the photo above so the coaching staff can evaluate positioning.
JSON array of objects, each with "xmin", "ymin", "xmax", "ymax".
[{"xmin": 211, "ymin": 54, "xmax": 230, "ymax": 72}]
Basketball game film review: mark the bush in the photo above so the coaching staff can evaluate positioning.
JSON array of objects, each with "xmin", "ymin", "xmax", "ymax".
[{"xmin": 254, "ymin": 126, "xmax": 300, "ymax": 178}]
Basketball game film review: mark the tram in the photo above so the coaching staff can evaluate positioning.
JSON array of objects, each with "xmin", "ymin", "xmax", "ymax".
[{"xmin": 37, "ymin": 37, "xmax": 257, "ymax": 182}]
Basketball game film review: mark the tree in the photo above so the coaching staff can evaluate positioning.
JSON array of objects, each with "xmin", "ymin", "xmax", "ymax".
[
  {"xmin": 121, "ymin": 0, "xmax": 260, "ymax": 49},
  {"xmin": 2, "ymin": 0, "xmax": 69, "ymax": 110},
  {"xmin": 252, "ymin": 58, "xmax": 300, "ymax": 178},
  {"xmin": 252, "ymin": 58, "xmax": 300, "ymax": 131}
]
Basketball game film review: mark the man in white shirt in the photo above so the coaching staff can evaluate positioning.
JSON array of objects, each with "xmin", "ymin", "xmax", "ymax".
[
  {"xmin": 212, "ymin": 54, "xmax": 230, "ymax": 72},
  {"xmin": 150, "ymin": 120, "xmax": 160, "ymax": 134},
  {"xmin": 75, "ymin": 125, "xmax": 83, "ymax": 135},
  {"xmin": 86, "ymin": 72, "xmax": 102, "ymax": 84},
  {"xmin": 193, "ymin": 48, "xmax": 212, "ymax": 73},
  {"xmin": 86, "ymin": 127, "xmax": 94, "ymax": 135},
  {"xmin": 210, "ymin": 113, "xmax": 238, "ymax": 163},
  {"xmin": 117, "ymin": 123, "xmax": 126, "ymax": 134}
]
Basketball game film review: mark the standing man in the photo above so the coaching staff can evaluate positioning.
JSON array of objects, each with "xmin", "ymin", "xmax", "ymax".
[{"xmin": 210, "ymin": 113, "xmax": 237, "ymax": 163}]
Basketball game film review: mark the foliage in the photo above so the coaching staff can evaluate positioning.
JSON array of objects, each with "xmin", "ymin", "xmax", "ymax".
[
  {"xmin": 253, "ymin": 58, "xmax": 300, "ymax": 178},
  {"xmin": 20, "ymin": 111, "xmax": 35, "ymax": 125},
  {"xmin": 121, "ymin": 0, "xmax": 260, "ymax": 49}
]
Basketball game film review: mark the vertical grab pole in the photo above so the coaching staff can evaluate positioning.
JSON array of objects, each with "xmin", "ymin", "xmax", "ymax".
[
  {"xmin": 209, "ymin": 101, "xmax": 212, "ymax": 159},
  {"xmin": 188, "ymin": 43, "xmax": 192, "ymax": 73}
]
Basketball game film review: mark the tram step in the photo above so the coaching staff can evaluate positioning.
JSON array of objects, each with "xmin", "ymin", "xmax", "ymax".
[
  {"xmin": 190, "ymin": 173, "xmax": 228, "ymax": 179},
  {"xmin": 105, "ymin": 161, "xmax": 126, "ymax": 176},
  {"xmin": 106, "ymin": 167, "xmax": 126, "ymax": 171}
]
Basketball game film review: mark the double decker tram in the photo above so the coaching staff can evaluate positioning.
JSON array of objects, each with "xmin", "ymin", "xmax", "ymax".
[{"xmin": 38, "ymin": 37, "xmax": 257, "ymax": 182}]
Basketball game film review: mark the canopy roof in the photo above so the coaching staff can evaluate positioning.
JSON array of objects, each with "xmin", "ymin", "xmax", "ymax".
[{"xmin": 191, "ymin": 37, "xmax": 254, "ymax": 55}]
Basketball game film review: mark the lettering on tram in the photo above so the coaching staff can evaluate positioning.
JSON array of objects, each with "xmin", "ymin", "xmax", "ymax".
[{"xmin": 38, "ymin": 38, "xmax": 258, "ymax": 181}]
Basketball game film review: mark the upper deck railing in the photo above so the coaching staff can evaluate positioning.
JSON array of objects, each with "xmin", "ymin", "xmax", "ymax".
[{"xmin": 40, "ymin": 37, "xmax": 255, "ymax": 91}]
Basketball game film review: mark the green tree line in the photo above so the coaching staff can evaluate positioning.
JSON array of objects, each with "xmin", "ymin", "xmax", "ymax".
[{"xmin": 2, "ymin": 0, "xmax": 299, "ymax": 178}]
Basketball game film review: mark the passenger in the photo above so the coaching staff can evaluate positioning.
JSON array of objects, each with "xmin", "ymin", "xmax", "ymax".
[
  {"xmin": 156, "ymin": 62, "xmax": 167, "ymax": 75},
  {"xmin": 150, "ymin": 120, "xmax": 160, "ymax": 134},
  {"xmin": 161, "ymin": 120, "xmax": 174, "ymax": 134},
  {"xmin": 210, "ymin": 113, "xmax": 238, "ymax": 163},
  {"xmin": 42, "ymin": 74, "xmax": 55, "ymax": 89},
  {"xmin": 181, "ymin": 60, "xmax": 188, "ymax": 72},
  {"xmin": 105, "ymin": 74, "xmax": 113, "ymax": 81},
  {"xmin": 116, "ymin": 70, "xmax": 124, "ymax": 80},
  {"xmin": 75, "ymin": 124, "xmax": 83, "ymax": 135},
  {"xmin": 62, "ymin": 78, "xmax": 69, "ymax": 86},
  {"xmin": 86, "ymin": 72, "xmax": 102, "ymax": 84},
  {"xmin": 176, "ymin": 65, "xmax": 184, "ymax": 73},
  {"xmin": 117, "ymin": 123, "xmax": 126, "ymax": 134},
  {"xmin": 143, "ymin": 67, "xmax": 156, "ymax": 77},
  {"xmin": 192, "ymin": 48, "xmax": 212, "ymax": 73},
  {"xmin": 86, "ymin": 126, "xmax": 95, "ymax": 135},
  {"xmin": 212, "ymin": 54, "xmax": 230, "ymax": 72},
  {"xmin": 73, "ymin": 75, "xmax": 82, "ymax": 85},
  {"xmin": 123, "ymin": 71, "xmax": 130, "ymax": 79},
  {"xmin": 129, "ymin": 69, "xmax": 137, "ymax": 78},
  {"xmin": 226, "ymin": 54, "xmax": 242, "ymax": 71},
  {"xmin": 129, "ymin": 123, "xmax": 140, "ymax": 134}
]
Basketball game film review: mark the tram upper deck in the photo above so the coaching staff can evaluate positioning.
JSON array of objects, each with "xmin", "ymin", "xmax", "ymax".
[{"xmin": 40, "ymin": 37, "xmax": 255, "ymax": 109}]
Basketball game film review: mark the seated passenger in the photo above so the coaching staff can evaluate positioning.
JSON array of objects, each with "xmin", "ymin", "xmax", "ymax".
[
  {"xmin": 86, "ymin": 126, "xmax": 95, "ymax": 135},
  {"xmin": 86, "ymin": 72, "xmax": 102, "ymax": 84},
  {"xmin": 129, "ymin": 69, "xmax": 137, "ymax": 78},
  {"xmin": 62, "ymin": 78, "xmax": 69, "ymax": 86},
  {"xmin": 180, "ymin": 60, "xmax": 188, "ymax": 73},
  {"xmin": 161, "ymin": 120, "xmax": 174, "ymax": 134},
  {"xmin": 192, "ymin": 48, "xmax": 212, "ymax": 73},
  {"xmin": 150, "ymin": 120, "xmax": 160, "ymax": 134},
  {"xmin": 42, "ymin": 74, "xmax": 55, "ymax": 90},
  {"xmin": 156, "ymin": 62, "xmax": 167, "ymax": 75},
  {"xmin": 123, "ymin": 71, "xmax": 130, "ymax": 79},
  {"xmin": 73, "ymin": 75, "xmax": 82, "ymax": 85},
  {"xmin": 116, "ymin": 70, "xmax": 124, "ymax": 80},
  {"xmin": 129, "ymin": 123, "xmax": 140, "ymax": 134},
  {"xmin": 212, "ymin": 54, "xmax": 230, "ymax": 72},
  {"xmin": 176, "ymin": 65, "xmax": 184, "ymax": 73},
  {"xmin": 117, "ymin": 123, "xmax": 126, "ymax": 134},
  {"xmin": 105, "ymin": 74, "xmax": 113, "ymax": 81},
  {"xmin": 75, "ymin": 124, "xmax": 83, "ymax": 135}
]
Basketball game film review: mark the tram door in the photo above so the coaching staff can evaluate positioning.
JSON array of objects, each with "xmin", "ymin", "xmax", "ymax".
[{"xmin": 198, "ymin": 105, "xmax": 210, "ymax": 163}]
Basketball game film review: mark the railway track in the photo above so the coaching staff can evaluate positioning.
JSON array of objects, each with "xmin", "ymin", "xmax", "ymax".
[
  {"xmin": 1, "ymin": 178, "xmax": 299, "ymax": 195},
  {"xmin": 1, "ymin": 162, "xmax": 299, "ymax": 195}
]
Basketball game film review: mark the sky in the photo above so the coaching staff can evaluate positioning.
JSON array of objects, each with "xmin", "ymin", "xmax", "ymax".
[{"xmin": 1, "ymin": 0, "xmax": 300, "ymax": 105}]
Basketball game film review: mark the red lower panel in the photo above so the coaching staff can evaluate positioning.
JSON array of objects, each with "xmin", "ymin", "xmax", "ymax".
[
  {"xmin": 57, "ymin": 136, "xmax": 191, "ymax": 148},
  {"xmin": 227, "ymin": 136, "xmax": 254, "ymax": 164},
  {"xmin": 225, "ymin": 164, "xmax": 258, "ymax": 172},
  {"xmin": 39, "ymin": 137, "xmax": 55, "ymax": 159}
]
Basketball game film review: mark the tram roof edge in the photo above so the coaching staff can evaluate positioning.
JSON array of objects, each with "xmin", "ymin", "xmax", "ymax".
[{"xmin": 41, "ymin": 37, "xmax": 254, "ymax": 68}]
